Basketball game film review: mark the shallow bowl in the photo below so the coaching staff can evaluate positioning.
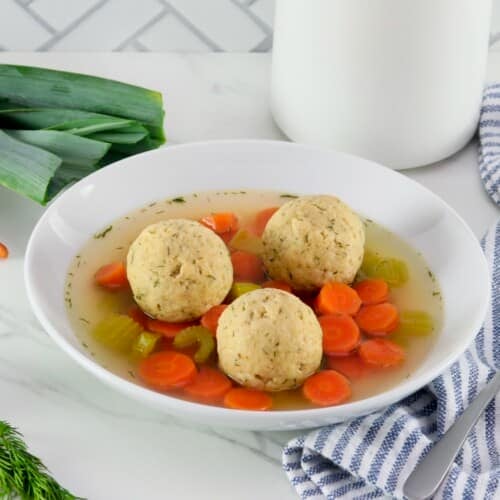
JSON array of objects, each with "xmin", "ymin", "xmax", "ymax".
[{"xmin": 25, "ymin": 140, "xmax": 489, "ymax": 430}]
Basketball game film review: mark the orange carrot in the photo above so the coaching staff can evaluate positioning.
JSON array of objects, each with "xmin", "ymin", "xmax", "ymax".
[
  {"xmin": 200, "ymin": 212, "xmax": 239, "ymax": 234},
  {"xmin": 94, "ymin": 262, "xmax": 128, "ymax": 289},
  {"xmin": 319, "ymin": 314, "xmax": 361, "ymax": 356},
  {"xmin": 220, "ymin": 229, "xmax": 238, "ymax": 245},
  {"xmin": 303, "ymin": 370, "xmax": 352, "ymax": 406},
  {"xmin": 128, "ymin": 306, "xmax": 149, "ymax": 328},
  {"xmin": 355, "ymin": 303, "xmax": 399, "ymax": 335},
  {"xmin": 146, "ymin": 318, "xmax": 197, "ymax": 338},
  {"xmin": 358, "ymin": 339, "xmax": 405, "ymax": 367},
  {"xmin": 0, "ymin": 242, "xmax": 9, "ymax": 259},
  {"xmin": 139, "ymin": 351, "xmax": 197, "ymax": 390},
  {"xmin": 353, "ymin": 279, "xmax": 389, "ymax": 305},
  {"xmin": 326, "ymin": 354, "xmax": 373, "ymax": 379},
  {"xmin": 224, "ymin": 388, "xmax": 273, "ymax": 411},
  {"xmin": 250, "ymin": 207, "xmax": 279, "ymax": 236},
  {"xmin": 231, "ymin": 250, "xmax": 265, "ymax": 282},
  {"xmin": 201, "ymin": 304, "xmax": 228, "ymax": 335},
  {"xmin": 262, "ymin": 280, "xmax": 293, "ymax": 293},
  {"xmin": 184, "ymin": 366, "xmax": 232, "ymax": 401},
  {"xmin": 315, "ymin": 282, "xmax": 362, "ymax": 316}
]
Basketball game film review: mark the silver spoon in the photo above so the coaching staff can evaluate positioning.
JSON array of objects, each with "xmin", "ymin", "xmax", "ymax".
[{"xmin": 403, "ymin": 371, "xmax": 500, "ymax": 500}]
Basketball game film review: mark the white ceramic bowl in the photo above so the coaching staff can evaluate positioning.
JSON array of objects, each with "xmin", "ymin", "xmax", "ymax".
[{"xmin": 25, "ymin": 140, "xmax": 489, "ymax": 430}]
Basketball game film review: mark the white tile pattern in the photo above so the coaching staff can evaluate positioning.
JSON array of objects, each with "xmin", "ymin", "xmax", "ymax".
[{"xmin": 0, "ymin": 0, "xmax": 499, "ymax": 52}]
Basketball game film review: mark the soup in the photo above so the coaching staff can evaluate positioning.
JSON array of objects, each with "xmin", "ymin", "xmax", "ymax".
[{"xmin": 65, "ymin": 190, "xmax": 442, "ymax": 411}]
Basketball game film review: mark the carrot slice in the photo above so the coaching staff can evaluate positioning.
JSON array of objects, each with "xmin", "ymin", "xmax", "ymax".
[
  {"xmin": 319, "ymin": 314, "xmax": 361, "ymax": 356},
  {"xmin": 250, "ymin": 207, "xmax": 279, "ymax": 236},
  {"xmin": 231, "ymin": 250, "xmax": 265, "ymax": 282},
  {"xmin": 303, "ymin": 370, "xmax": 352, "ymax": 406},
  {"xmin": 224, "ymin": 388, "xmax": 272, "ymax": 411},
  {"xmin": 358, "ymin": 339, "xmax": 405, "ymax": 367},
  {"xmin": 95, "ymin": 262, "xmax": 128, "ymax": 289},
  {"xmin": 355, "ymin": 302, "xmax": 399, "ymax": 335},
  {"xmin": 200, "ymin": 212, "xmax": 239, "ymax": 234},
  {"xmin": 353, "ymin": 279, "xmax": 389, "ymax": 305},
  {"xmin": 326, "ymin": 354, "xmax": 373, "ymax": 379},
  {"xmin": 128, "ymin": 306, "xmax": 149, "ymax": 329},
  {"xmin": 220, "ymin": 229, "xmax": 238, "ymax": 245},
  {"xmin": 315, "ymin": 282, "xmax": 362, "ymax": 316},
  {"xmin": 146, "ymin": 318, "xmax": 197, "ymax": 338},
  {"xmin": 201, "ymin": 304, "xmax": 228, "ymax": 335},
  {"xmin": 139, "ymin": 351, "xmax": 197, "ymax": 390},
  {"xmin": 184, "ymin": 366, "xmax": 232, "ymax": 401},
  {"xmin": 262, "ymin": 280, "xmax": 292, "ymax": 293},
  {"xmin": 0, "ymin": 242, "xmax": 9, "ymax": 259}
]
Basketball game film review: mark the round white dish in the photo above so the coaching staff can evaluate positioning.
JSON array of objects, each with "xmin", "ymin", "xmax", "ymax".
[{"xmin": 24, "ymin": 140, "xmax": 489, "ymax": 430}]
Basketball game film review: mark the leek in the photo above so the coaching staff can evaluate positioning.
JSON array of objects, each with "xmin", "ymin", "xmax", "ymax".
[
  {"xmin": 0, "ymin": 65, "xmax": 164, "ymax": 135},
  {"xmin": 5, "ymin": 129, "xmax": 110, "ymax": 166},
  {"xmin": 0, "ymin": 64, "xmax": 166, "ymax": 204},
  {"xmin": 0, "ymin": 130, "xmax": 60, "ymax": 204}
]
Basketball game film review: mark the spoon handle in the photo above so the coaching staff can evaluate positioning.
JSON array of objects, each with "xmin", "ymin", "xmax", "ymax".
[{"xmin": 403, "ymin": 371, "xmax": 500, "ymax": 500}]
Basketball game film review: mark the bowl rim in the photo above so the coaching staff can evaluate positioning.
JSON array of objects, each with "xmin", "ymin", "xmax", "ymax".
[{"xmin": 24, "ymin": 139, "xmax": 491, "ymax": 424}]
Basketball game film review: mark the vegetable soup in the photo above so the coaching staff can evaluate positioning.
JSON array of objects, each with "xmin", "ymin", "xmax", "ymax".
[{"xmin": 66, "ymin": 190, "xmax": 442, "ymax": 411}]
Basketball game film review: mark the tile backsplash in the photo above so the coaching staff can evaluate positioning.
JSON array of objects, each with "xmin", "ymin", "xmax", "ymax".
[{"xmin": 1, "ymin": 0, "xmax": 499, "ymax": 52}]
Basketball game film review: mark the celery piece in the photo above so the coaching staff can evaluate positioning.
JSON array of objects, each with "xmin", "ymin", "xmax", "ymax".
[
  {"xmin": 375, "ymin": 258, "xmax": 409, "ymax": 287},
  {"xmin": 389, "ymin": 330, "xmax": 410, "ymax": 348},
  {"xmin": 229, "ymin": 229, "xmax": 263, "ymax": 255},
  {"xmin": 229, "ymin": 282, "xmax": 261, "ymax": 300},
  {"xmin": 131, "ymin": 331, "xmax": 162, "ymax": 358},
  {"xmin": 93, "ymin": 314, "xmax": 143, "ymax": 352},
  {"xmin": 395, "ymin": 311, "xmax": 434, "ymax": 337},
  {"xmin": 360, "ymin": 250, "xmax": 409, "ymax": 287},
  {"xmin": 173, "ymin": 326, "xmax": 215, "ymax": 363}
]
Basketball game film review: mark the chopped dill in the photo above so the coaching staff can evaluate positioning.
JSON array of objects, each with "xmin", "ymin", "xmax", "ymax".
[
  {"xmin": 94, "ymin": 225, "xmax": 113, "ymax": 239},
  {"xmin": 280, "ymin": 193, "xmax": 298, "ymax": 199},
  {"xmin": 171, "ymin": 197, "xmax": 186, "ymax": 203}
]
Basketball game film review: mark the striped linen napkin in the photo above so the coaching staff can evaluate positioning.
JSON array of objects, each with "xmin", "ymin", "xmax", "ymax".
[
  {"xmin": 479, "ymin": 83, "xmax": 500, "ymax": 206},
  {"xmin": 282, "ymin": 220, "xmax": 500, "ymax": 497}
]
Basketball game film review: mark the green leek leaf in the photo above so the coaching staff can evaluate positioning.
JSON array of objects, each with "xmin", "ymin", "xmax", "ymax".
[
  {"xmin": 87, "ymin": 123, "xmax": 148, "ymax": 144},
  {"xmin": 0, "ymin": 65, "xmax": 164, "ymax": 131},
  {"xmin": 0, "ymin": 107, "xmax": 134, "ymax": 134},
  {"xmin": 0, "ymin": 130, "xmax": 60, "ymax": 204},
  {"xmin": 5, "ymin": 129, "xmax": 110, "ymax": 166}
]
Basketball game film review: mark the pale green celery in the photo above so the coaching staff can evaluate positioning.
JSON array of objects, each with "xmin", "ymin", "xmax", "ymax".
[
  {"xmin": 131, "ymin": 332, "xmax": 162, "ymax": 358},
  {"xmin": 229, "ymin": 229, "xmax": 263, "ymax": 255},
  {"xmin": 229, "ymin": 282, "xmax": 261, "ymax": 300},
  {"xmin": 93, "ymin": 314, "xmax": 143, "ymax": 352},
  {"xmin": 173, "ymin": 326, "xmax": 215, "ymax": 363}
]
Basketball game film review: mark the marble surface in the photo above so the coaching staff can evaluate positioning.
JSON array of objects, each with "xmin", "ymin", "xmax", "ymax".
[{"xmin": 0, "ymin": 52, "xmax": 499, "ymax": 500}]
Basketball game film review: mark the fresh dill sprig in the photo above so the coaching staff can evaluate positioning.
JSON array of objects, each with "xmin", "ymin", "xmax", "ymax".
[{"xmin": 0, "ymin": 420, "xmax": 82, "ymax": 499}]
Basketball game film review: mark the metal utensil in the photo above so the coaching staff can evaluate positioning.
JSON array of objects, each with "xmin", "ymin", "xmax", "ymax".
[{"xmin": 404, "ymin": 371, "xmax": 500, "ymax": 500}]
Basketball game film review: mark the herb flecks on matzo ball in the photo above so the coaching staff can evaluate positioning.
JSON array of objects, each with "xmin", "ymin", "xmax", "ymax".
[
  {"xmin": 217, "ymin": 288, "xmax": 322, "ymax": 391},
  {"xmin": 127, "ymin": 219, "xmax": 233, "ymax": 322},
  {"xmin": 262, "ymin": 195, "xmax": 365, "ymax": 290}
]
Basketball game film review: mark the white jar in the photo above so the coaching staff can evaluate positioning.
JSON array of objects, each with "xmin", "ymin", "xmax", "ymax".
[{"xmin": 271, "ymin": 0, "xmax": 492, "ymax": 169}]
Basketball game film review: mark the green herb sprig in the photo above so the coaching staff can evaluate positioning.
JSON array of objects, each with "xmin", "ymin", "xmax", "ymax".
[{"xmin": 0, "ymin": 420, "xmax": 81, "ymax": 499}]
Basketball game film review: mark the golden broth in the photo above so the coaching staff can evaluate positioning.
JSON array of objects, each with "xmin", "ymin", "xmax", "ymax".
[{"xmin": 65, "ymin": 191, "xmax": 442, "ymax": 410}]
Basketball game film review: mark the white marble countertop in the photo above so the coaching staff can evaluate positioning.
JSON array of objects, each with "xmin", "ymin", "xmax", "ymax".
[{"xmin": 0, "ymin": 52, "xmax": 499, "ymax": 500}]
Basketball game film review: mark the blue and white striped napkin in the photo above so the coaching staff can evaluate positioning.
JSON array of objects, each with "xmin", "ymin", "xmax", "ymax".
[
  {"xmin": 479, "ymin": 83, "xmax": 500, "ymax": 206},
  {"xmin": 283, "ymin": 220, "xmax": 499, "ymax": 499}
]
